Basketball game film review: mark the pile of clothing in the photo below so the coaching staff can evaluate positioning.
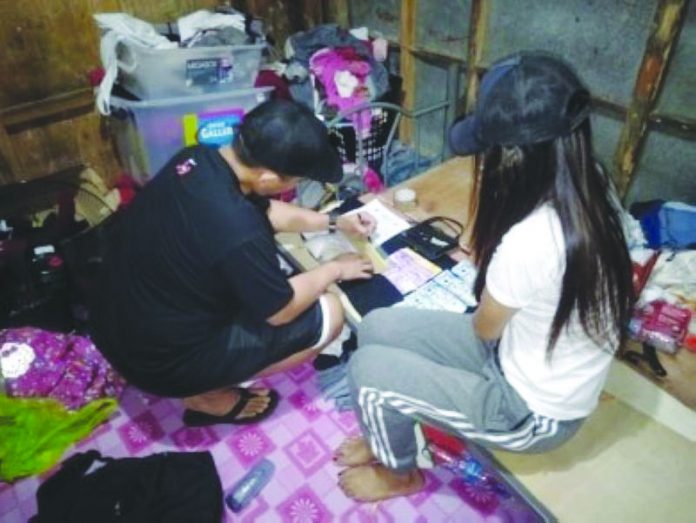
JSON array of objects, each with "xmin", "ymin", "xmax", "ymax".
[
  {"xmin": 626, "ymin": 199, "xmax": 696, "ymax": 370},
  {"xmin": 282, "ymin": 24, "xmax": 390, "ymax": 131},
  {"xmin": 0, "ymin": 327, "xmax": 125, "ymax": 482},
  {"xmin": 95, "ymin": 8, "xmax": 264, "ymax": 114}
]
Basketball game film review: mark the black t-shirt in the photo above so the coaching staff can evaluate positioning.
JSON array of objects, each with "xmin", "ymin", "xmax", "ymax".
[{"xmin": 93, "ymin": 146, "xmax": 293, "ymax": 376}]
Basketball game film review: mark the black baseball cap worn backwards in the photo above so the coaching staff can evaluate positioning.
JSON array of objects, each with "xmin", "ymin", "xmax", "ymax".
[
  {"xmin": 449, "ymin": 51, "xmax": 591, "ymax": 156},
  {"xmin": 237, "ymin": 99, "xmax": 343, "ymax": 183}
]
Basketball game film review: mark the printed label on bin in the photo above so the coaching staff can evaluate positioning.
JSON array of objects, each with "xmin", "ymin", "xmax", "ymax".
[
  {"xmin": 186, "ymin": 58, "xmax": 234, "ymax": 87},
  {"xmin": 183, "ymin": 109, "xmax": 245, "ymax": 147}
]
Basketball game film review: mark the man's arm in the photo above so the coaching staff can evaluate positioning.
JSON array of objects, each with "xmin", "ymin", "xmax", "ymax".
[
  {"xmin": 472, "ymin": 287, "xmax": 518, "ymax": 341},
  {"xmin": 266, "ymin": 255, "xmax": 372, "ymax": 326},
  {"xmin": 267, "ymin": 200, "xmax": 376, "ymax": 237},
  {"xmin": 267, "ymin": 199, "xmax": 329, "ymax": 233}
]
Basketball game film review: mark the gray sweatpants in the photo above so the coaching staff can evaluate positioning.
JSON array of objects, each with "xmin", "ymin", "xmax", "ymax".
[{"xmin": 348, "ymin": 308, "xmax": 585, "ymax": 471}]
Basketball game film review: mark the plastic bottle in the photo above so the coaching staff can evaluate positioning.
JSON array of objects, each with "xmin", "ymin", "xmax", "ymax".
[
  {"xmin": 428, "ymin": 444, "xmax": 509, "ymax": 498},
  {"xmin": 224, "ymin": 458, "xmax": 275, "ymax": 512}
]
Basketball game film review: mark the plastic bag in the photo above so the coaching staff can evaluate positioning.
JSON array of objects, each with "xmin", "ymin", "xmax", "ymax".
[
  {"xmin": 0, "ymin": 394, "xmax": 117, "ymax": 482},
  {"xmin": 632, "ymin": 200, "xmax": 696, "ymax": 249},
  {"xmin": 628, "ymin": 300, "xmax": 692, "ymax": 354}
]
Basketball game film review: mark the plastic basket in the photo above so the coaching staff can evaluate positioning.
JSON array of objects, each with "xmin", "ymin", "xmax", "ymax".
[
  {"xmin": 117, "ymin": 41, "xmax": 266, "ymax": 100},
  {"xmin": 327, "ymin": 107, "xmax": 396, "ymax": 173},
  {"xmin": 109, "ymin": 86, "xmax": 273, "ymax": 183}
]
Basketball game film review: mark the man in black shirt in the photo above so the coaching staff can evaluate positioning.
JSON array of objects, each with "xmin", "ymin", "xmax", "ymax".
[{"xmin": 92, "ymin": 100, "xmax": 374, "ymax": 426}]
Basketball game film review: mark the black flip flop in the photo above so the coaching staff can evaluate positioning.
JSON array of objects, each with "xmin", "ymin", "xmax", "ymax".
[{"xmin": 182, "ymin": 388, "xmax": 280, "ymax": 427}]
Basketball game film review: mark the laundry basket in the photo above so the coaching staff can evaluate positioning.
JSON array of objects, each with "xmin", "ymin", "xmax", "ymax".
[{"xmin": 327, "ymin": 107, "xmax": 397, "ymax": 173}]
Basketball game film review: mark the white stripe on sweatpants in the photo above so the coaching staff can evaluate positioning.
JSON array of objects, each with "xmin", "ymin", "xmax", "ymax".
[
  {"xmin": 357, "ymin": 386, "xmax": 559, "ymax": 465},
  {"xmin": 358, "ymin": 388, "xmax": 397, "ymax": 468}
]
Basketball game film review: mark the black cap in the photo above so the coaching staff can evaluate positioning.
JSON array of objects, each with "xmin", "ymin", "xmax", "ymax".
[
  {"xmin": 238, "ymin": 99, "xmax": 342, "ymax": 183},
  {"xmin": 449, "ymin": 52, "xmax": 591, "ymax": 156}
]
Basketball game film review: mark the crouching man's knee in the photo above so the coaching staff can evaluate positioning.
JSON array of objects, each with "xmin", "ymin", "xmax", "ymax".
[{"xmin": 311, "ymin": 292, "xmax": 345, "ymax": 352}]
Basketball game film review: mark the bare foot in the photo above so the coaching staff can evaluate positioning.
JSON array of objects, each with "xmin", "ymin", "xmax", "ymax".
[
  {"xmin": 338, "ymin": 464, "xmax": 425, "ymax": 502},
  {"xmin": 334, "ymin": 437, "xmax": 375, "ymax": 467}
]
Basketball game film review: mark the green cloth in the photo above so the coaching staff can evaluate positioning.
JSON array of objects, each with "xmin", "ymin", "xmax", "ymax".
[{"xmin": 0, "ymin": 394, "xmax": 116, "ymax": 482}]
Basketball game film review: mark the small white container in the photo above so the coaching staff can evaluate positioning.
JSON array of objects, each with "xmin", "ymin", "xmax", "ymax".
[{"xmin": 394, "ymin": 188, "xmax": 418, "ymax": 211}]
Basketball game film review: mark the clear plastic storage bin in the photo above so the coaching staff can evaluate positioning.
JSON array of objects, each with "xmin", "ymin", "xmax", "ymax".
[
  {"xmin": 117, "ymin": 41, "xmax": 266, "ymax": 99},
  {"xmin": 109, "ymin": 86, "xmax": 273, "ymax": 183}
]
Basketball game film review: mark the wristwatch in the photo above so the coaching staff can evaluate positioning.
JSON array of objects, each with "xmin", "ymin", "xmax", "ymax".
[{"xmin": 328, "ymin": 210, "xmax": 340, "ymax": 233}]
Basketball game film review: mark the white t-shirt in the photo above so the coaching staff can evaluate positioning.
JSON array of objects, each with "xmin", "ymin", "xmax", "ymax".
[{"xmin": 486, "ymin": 204, "xmax": 616, "ymax": 420}]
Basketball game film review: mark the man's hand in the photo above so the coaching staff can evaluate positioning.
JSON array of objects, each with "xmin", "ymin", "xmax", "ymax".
[
  {"xmin": 337, "ymin": 212, "xmax": 377, "ymax": 239},
  {"xmin": 331, "ymin": 253, "xmax": 374, "ymax": 281}
]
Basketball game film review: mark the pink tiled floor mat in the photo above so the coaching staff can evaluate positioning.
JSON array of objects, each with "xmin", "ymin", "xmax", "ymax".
[{"xmin": 0, "ymin": 363, "xmax": 549, "ymax": 522}]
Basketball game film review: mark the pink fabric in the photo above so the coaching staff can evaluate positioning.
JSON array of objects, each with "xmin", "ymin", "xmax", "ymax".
[
  {"xmin": 0, "ymin": 327, "xmax": 125, "ymax": 410},
  {"xmin": 309, "ymin": 47, "xmax": 373, "ymax": 136},
  {"xmin": 274, "ymin": 188, "xmax": 297, "ymax": 203},
  {"xmin": 362, "ymin": 167, "xmax": 384, "ymax": 193}
]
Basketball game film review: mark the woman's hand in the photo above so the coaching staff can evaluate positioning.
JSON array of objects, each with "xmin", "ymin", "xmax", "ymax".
[
  {"xmin": 473, "ymin": 288, "xmax": 518, "ymax": 341},
  {"xmin": 330, "ymin": 253, "xmax": 374, "ymax": 281},
  {"xmin": 337, "ymin": 212, "xmax": 377, "ymax": 239}
]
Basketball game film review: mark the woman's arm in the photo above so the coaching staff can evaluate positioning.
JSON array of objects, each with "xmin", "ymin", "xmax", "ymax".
[{"xmin": 473, "ymin": 287, "xmax": 518, "ymax": 341}]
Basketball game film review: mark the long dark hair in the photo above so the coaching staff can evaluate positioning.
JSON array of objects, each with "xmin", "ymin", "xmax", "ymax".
[{"xmin": 471, "ymin": 119, "xmax": 634, "ymax": 357}]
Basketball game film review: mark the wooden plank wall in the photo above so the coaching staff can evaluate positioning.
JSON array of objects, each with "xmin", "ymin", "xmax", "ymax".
[
  {"xmin": 0, "ymin": 0, "xmax": 330, "ymax": 187},
  {"xmin": 0, "ymin": 0, "xmax": 223, "ymax": 186}
]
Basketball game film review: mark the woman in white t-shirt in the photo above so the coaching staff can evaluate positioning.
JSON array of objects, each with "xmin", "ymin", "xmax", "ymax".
[{"xmin": 335, "ymin": 51, "xmax": 635, "ymax": 502}]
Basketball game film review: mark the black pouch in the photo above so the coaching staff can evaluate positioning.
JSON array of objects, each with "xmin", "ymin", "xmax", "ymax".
[{"xmin": 400, "ymin": 217, "xmax": 462, "ymax": 261}]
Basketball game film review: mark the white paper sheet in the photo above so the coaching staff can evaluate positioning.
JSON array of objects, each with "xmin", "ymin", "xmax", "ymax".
[{"xmin": 344, "ymin": 199, "xmax": 411, "ymax": 246}]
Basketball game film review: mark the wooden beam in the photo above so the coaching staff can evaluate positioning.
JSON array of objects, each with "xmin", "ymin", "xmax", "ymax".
[
  {"xmin": 399, "ymin": 0, "xmax": 417, "ymax": 143},
  {"xmin": 389, "ymin": 43, "xmax": 696, "ymax": 138},
  {"xmin": 390, "ymin": 38, "xmax": 696, "ymax": 140},
  {"xmin": 612, "ymin": 0, "xmax": 688, "ymax": 198},
  {"xmin": 322, "ymin": 0, "xmax": 350, "ymax": 28},
  {"xmin": 0, "ymin": 88, "xmax": 94, "ymax": 134},
  {"xmin": 285, "ymin": 0, "xmax": 308, "ymax": 32},
  {"xmin": 465, "ymin": 0, "xmax": 490, "ymax": 112},
  {"xmin": 648, "ymin": 113, "xmax": 696, "ymax": 141},
  {"xmin": 463, "ymin": 0, "xmax": 490, "ymax": 184},
  {"xmin": 411, "ymin": 44, "xmax": 465, "ymax": 65},
  {"xmin": 445, "ymin": 62, "xmax": 460, "ymax": 136},
  {"xmin": 0, "ymin": 123, "xmax": 23, "ymax": 184},
  {"xmin": 387, "ymin": 39, "xmax": 466, "ymax": 64}
]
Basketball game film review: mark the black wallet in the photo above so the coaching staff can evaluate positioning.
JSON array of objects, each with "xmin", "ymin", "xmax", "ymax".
[{"xmin": 400, "ymin": 217, "xmax": 462, "ymax": 261}]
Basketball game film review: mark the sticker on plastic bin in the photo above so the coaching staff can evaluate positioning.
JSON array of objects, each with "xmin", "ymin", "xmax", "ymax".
[
  {"xmin": 183, "ymin": 109, "xmax": 245, "ymax": 147},
  {"xmin": 186, "ymin": 58, "xmax": 234, "ymax": 87}
]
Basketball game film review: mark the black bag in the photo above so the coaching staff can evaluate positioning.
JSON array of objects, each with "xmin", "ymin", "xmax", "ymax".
[{"xmin": 30, "ymin": 450, "xmax": 223, "ymax": 523}]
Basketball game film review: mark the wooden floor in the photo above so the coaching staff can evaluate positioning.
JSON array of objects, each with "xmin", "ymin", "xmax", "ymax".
[
  {"xmin": 494, "ymin": 389, "xmax": 696, "ymax": 522},
  {"xmin": 622, "ymin": 340, "xmax": 696, "ymax": 411},
  {"xmin": 382, "ymin": 155, "xmax": 476, "ymax": 238}
]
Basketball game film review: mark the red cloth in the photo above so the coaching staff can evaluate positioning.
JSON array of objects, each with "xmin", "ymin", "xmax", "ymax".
[
  {"xmin": 114, "ymin": 175, "xmax": 139, "ymax": 208},
  {"xmin": 255, "ymin": 70, "xmax": 292, "ymax": 100},
  {"xmin": 421, "ymin": 424, "xmax": 468, "ymax": 459}
]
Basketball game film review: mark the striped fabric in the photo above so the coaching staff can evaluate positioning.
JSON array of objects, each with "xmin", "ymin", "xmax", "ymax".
[{"xmin": 357, "ymin": 386, "xmax": 559, "ymax": 468}]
